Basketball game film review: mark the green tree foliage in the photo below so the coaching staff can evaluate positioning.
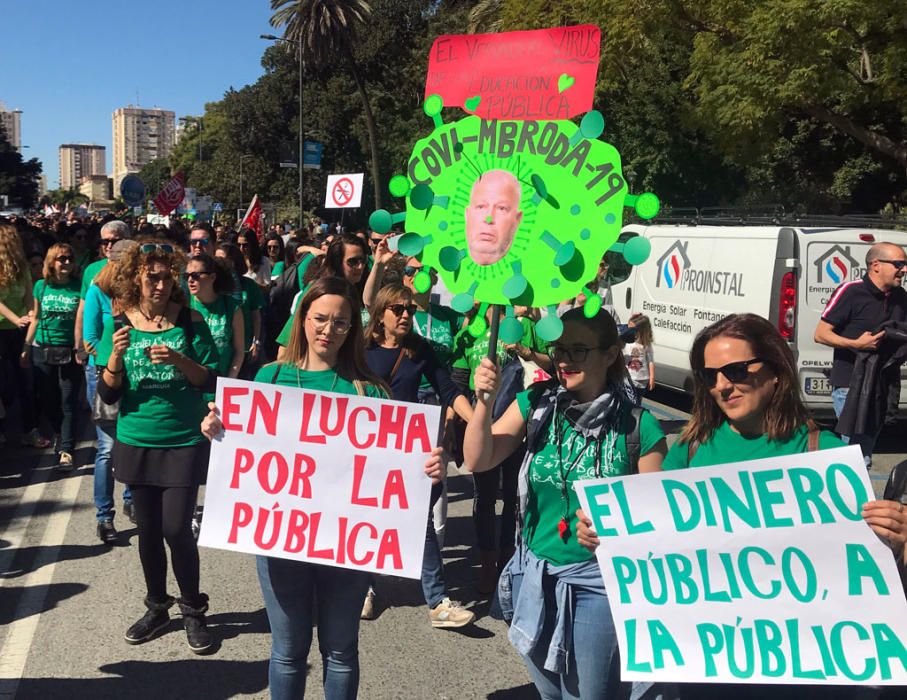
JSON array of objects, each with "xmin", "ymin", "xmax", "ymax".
[
  {"xmin": 138, "ymin": 157, "xmax": 173, "ymax": 197},
  {"xmin": 0, "ymin": 123, "xmax": 41, "ymax": 210}
]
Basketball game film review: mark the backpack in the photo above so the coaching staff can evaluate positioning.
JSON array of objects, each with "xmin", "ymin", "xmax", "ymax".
[
  {"xmin": 525, "ymin": 381, "xmax": 646, "ymax": 475},
  {"xmin": 269, "ymin": 259, "xmax": 303, "ymax": 332},
  {"xmin": 883, "ymin": 459, "xmax": 907, "ymax": 503}
]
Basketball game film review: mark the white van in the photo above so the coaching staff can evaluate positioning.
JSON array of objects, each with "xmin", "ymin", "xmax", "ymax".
[{"xmin": 608, "ymin": 223, "xmax": 907, "ymax": 415}]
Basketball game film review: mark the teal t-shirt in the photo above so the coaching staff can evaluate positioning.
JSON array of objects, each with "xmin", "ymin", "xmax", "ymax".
[
  {"xmin": 34, "ymin": 278, "xmax": 81, "ymax": 346},
  {"xmin": 254, "ymin": 362, "xmax": 386, "ymax": 399},
  {"xmin": 413, "ymin": 303, "xmax": 463, "ymax": 391},
  {"xmin": 270, "ymin": 260, "xmax": 285, "ymax": 280},
  {"xmin": 662, "ymin": 422, "xmax": 846, "ymax": 470},
  {"xmin": 97, "ymin": 314, "xmax": 218, "ymax": 448},
  {"xmin": 452, "ymin": 316, "xmax": 541, "ymax": 390},
  {"xmin": 516, "ymin": 386, "xmax": 666, "ymax": 565},
  {"xmin": 190, "ymin": 294, "xmax": 239, "ymax": 376},
  {"xmin": 80, "ymin": 258, "xmax": 107, "ymax": 298}
]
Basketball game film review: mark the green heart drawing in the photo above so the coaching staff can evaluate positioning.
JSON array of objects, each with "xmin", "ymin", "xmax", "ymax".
[
  {"xmin": 557, "ymin": 74, "xmax": 575, "ymax": 93},
  {"xmin": 464, "ymin": 95, "xmax": 481, "ymax": 111}
]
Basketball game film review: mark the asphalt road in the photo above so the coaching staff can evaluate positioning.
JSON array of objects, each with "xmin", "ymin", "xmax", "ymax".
[{"xmin": 0, "ymin": 392, "xmax": 900, "ymax": 700}]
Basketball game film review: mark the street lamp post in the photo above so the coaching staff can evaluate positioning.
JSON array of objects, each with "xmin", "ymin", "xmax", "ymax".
[
  {"xmin": 261, "ymin": 33, "xmax": 304, "ymax": 233},
  {"xmin": 239, "ymin": 154, "xmax": 253, "ymax": 214}
]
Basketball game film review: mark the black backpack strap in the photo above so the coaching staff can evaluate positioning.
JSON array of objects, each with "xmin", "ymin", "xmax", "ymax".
[
  {"xmin": 627, "ymin": 407, "xmax": 643, "ymax": 474},
  {"xmin": 524, "ymin": 380, "xmax": 559, "ymax": 455},
  {"xmin": 883, "ymin": 460, "xmax": 907, "ymax": 502}
]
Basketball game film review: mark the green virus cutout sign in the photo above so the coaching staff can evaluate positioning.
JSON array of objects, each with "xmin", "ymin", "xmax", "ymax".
[{"xmin": 370, "ymin": 94, "xmax": 658, "ymax": 342}]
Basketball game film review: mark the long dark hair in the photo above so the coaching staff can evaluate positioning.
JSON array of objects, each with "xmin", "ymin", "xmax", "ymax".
[
  {"xmin": 264, "ymin": 233, "xmax": 285, "ymax": 263},
  {"xmin": 189, "ymin": 253, "xmax": 235, "ymax": 295},
  {"xmin": 216, "ymin": 242, "xmax": 247, "ymax": 276},
  {"xmin": 303, "ymin": 233, "xmax": 369, "ymax": 295},
  {"xmin": 680, "ymin": 313, "xmax": 811, "ymax": 445},
  {"xmin": 237, "ymin": 228, "xmax": 264, "ymax": 272},
  {"xmin": 283, "ymin": 276, "xmax": 388, "ymax": 393}
]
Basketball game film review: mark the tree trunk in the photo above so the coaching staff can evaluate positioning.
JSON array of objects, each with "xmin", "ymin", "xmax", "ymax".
[
  {"xmin": 343, "ymin": 42, "xmax": 383, "ymax": 210},
  {"xmin": 802, "ymin": 102, "xmax": 907, "ymax": 168}
]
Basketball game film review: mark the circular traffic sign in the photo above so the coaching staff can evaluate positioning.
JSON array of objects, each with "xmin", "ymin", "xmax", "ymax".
[
  {"xmin": 120, "ymin": 174, "xmax": 146, "ymax": 207},
  {"xmin": 332, "ymin": 177, "xmax": 355, "ymax": 207}
]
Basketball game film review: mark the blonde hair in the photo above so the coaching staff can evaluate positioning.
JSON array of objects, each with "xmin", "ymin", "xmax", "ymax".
[
  {"xmin": 0, "ymin": 223, "xmax": 28, "ymax": 290},
  {"xmin": 42, "ymin": 243, "xmax": 79, "ymax": 283}
]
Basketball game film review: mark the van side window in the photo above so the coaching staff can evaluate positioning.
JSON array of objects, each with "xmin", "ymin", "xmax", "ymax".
[{"xmin": 605, "ymin": 232, "xmax": 638, "ymax": 284}]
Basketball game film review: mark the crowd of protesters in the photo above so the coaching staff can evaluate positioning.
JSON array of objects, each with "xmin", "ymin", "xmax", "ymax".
[{"xmin": 0, "ymin": 209, "xmax": 905, "ymax": 700}]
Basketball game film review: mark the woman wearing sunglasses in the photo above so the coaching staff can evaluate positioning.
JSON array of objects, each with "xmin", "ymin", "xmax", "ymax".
[
  {"xmin": 20, "ymin": 243, "xmax": 83, "ymax": 470},
  {"xmin": 465, "ymin": 307, "xmax": 666, "ymax": 700},
  {"xmin": 362, "ymin": 284, "xmax": 475, "ymax": 627},
  {"xmin": 265, "ymin": 233, "xmax": 285, "ymax": 282},
  {"xmin": 578, "ymin": 313, "xmax": 906, "ymax": 699},
  {"xmin": 184, "ymin": 254, "xmax": 244, "ymax": 381},
  {"xmin": 201, "ymin": 276, "xmax": 407, "ymax": 699},
  {"xmin": 95, "ymin": 240, "xmax": 219, "ymax": 654}
]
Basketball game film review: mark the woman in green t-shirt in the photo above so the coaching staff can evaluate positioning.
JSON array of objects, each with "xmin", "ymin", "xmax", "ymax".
[
  {"xmin": 21, "ymin": 243, "xmax": 83, "ymax": 470},
  {"xmin": 265, "ymin": 233, "xmax": 285, "ymax": 282},
  {"xmin": 578, "ymin": 313, "xmax": 906, "ymax": 700},
  {"xmin": 185, "ymin": 253, "xmax": 244, "ymax": 379},
  {"xmin": 464, "ymin": 307, "xmax": 666, "ymax": 700},
  {"xmin": 96, "ymin": 240, "xmax": 219, "ymax": 655},
  {"xmin": 202, "ymin": 276, "xmax": 412, "ymax": 700}
]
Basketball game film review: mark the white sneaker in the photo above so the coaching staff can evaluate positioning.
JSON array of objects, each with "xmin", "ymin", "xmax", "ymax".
[
  {"xmin": 360, "ymin": 587, "xmax": 377, "ymax": 620},
  {"xmin": 429, "ymin": 597, "xmax": 475, "ymax": 629}
]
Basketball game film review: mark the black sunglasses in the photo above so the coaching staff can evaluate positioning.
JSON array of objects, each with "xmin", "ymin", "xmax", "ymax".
[
  {"xmin": 548, "ymin": 345, "xmax": 600, "ymax": 363},
  {"xmin": 345, "ymin": 257, "xmax": 366, "ymax": 267},
  {"xmin": 877, "ymin": 259, "xmax": 907, "ymax": 270},
  {"xmin": 141, "ymin": 243, "xmax": 175, "ymax": 254},
  {"xmin": 182, "ymin": 271, "xmax": 211, "ymax": 282},
  {"xmin": 403, "ymin": 266, "xmax": 423, "ymax": 277},
  {"xmin": 56, "ymin": 255, "xmax": 74, "ymax": 263},
  {"xmin": 190, "ymin": 237, "xmax": 209, "ymax": 247},
  {"xmin": 387, "ymin": 303, "xmax": 418, "ymax": 317},
  {"xmin": 101, "ymin": 237, "xmax": 121, "ymax": 247},
  {"xmin": 697, "ymin": 358, "xmax": 765, "ymax": 388}
]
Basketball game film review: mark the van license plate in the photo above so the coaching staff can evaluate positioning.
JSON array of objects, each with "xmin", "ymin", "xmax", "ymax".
[{"xmin": 805, "ymin": 377, "xmax": 831, "ymax": 396}]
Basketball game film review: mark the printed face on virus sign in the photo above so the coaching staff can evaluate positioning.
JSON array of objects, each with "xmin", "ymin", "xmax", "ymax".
[{"xmin": 464, "ymin": 170, "xmax": 523, "ymax": 266}]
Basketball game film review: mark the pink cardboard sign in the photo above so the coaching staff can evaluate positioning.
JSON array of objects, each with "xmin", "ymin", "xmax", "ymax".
[{"xmin": 425, "ymin": 25, "xmax": 601, "ymax": 121}]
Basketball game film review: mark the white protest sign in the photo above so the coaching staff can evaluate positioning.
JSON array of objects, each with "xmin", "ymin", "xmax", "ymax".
[
  {"xmin": 199, "ymin": 378, "xmax": 439, "ymax": 579},
  {"xmin": 575, "ymin": 446, "xmax": 907, "ymax": 686},
  {"xmin": 324, "ymin": 173, "xmax": 364, "ymax": 209}
]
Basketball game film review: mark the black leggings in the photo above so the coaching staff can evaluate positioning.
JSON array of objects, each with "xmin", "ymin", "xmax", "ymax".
[
  {"xmin": 130, "ymin": 484, "xmax": 201, "ymax": 604},
  {"xmin": 472, "ymin": 447, "xmax": 521, "ymax": 553}
]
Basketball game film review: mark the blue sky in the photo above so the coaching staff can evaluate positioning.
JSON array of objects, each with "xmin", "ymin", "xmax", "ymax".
[{"xmin": 0, "ymin": 0, "xmax": 276, "ymax": 189}]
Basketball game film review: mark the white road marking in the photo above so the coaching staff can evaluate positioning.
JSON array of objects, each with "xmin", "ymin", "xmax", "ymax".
[{"xmin": 0, "ymin": 470, "xmax": 83, "ymax": 697}]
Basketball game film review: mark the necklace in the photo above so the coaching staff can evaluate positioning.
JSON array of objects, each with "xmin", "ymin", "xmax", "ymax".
[
  {"xmin": 296, "ymin": 364, "xmax": 339, "ymax": 392},
  {"xmin": 138, "ymin": 304, "xmax": 165, "ymax": 329}
]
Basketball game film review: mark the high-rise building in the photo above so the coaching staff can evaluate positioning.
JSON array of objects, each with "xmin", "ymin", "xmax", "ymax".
[
  {"xmin": 0, "ymin": 102, "xmax": 22, "ymax": 152},
  {"xmin": 112, "ymin": 106, "xmax": 176, "ymax": 187},
  {"xmin": 59, "ymin": 144, "xmax": 106, "ymax": 190}
]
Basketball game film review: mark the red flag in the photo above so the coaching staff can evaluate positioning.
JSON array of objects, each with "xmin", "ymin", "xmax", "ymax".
[
  {"xmin": 153, "ymin": 171, "xmax": 185, "ymax": 216},
  {"xmin": 239, "ymin": 194, "xmax": 264, "ymax": 241}
]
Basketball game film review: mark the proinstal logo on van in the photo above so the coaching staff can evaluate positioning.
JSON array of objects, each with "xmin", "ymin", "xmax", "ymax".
[
  {"xmin": 655, "ymin": 241, "xmax": 690, "ymax": 289},
  {"xmin": 654, "ymin": 239, "xmax": 745, "ymax": 297},
  {"xmin": 813, "ymin": 245, "xmax": 861, "ymax": 285}
]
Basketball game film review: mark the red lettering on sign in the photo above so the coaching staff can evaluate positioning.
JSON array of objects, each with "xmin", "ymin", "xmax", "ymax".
[
  {"xmin": 382, "ymin": 470, "xmax": 409, "ymax": 510},
  {"xmin": 222, "ymin": 387, "xmax": 248, "ymax": 431},
  {"xmin": 348, "ymin": 406, "xmax": 377, "ymax": 449},
  {"xmin": 284, "ymin": 510, "xmax": 310, "ymax": 553},
  {"xmin": 351, "ymin": 454, "xmax": 379, "ymax": 507},
  {"xmin": 290, "ymin": 453, "xmax": 316, "ymax": 498},
  {"xmin": 347, "ymin": 522, "xmax": 378, "ymax": 566},
  {"xmin": 298, "ymin": 393, "xmax": 327, "ymax": 444},
  {"xmin": 405, "ymin": 413, "xmax": 432, "ymax": 453},
  {"xmin": 250, "ymin": 389, "xmax": 281, "ymax": 436},
  {"xmin": 307, "ymin": 512, "xmax": 334, "ymax": 560},
  {"xmin": 228, "ymin": 501, "xmax": 253, "ymax": 543},
  {"xmin": 258, "ymin": 452, "xmax": 288, "ymax": 494},
  {"xmin": 254, "ymin": 505, "xmax": 283, "ymax": 550},
  {"xmin": 230, "ymin": 448, "xmax": 255, "ymax": 489},
  {"xmin": 376, "ymin": 529, "xmax": 403, "ymax": 570},
  {"xmin": 319, "ymin": 396, "xmax": 349, "ymax": 438},
  {"xmin": 378, "ymin": 404, "xmax": 407, "ymax": 450}
]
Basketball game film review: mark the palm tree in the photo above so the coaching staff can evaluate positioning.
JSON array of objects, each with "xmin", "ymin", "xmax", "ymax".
[
  {"xmin": 468, "ymin": 0, "xmax": 504, "ymax": 34},
  {"xmin": 270, "ymin": 0, "xmax": 383, "ymax": 208}
]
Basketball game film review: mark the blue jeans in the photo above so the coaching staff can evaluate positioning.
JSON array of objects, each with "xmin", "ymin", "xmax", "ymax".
[
  {"xmin": 256, "ymin": 555, "xmax": 370, "ymax": 700},
  {"xmin": 421, "ymin": 481, "xmax": 447, "ymax": 609},
  {"xmin": 512, "ymin": 563, "xmax": 620, "ymax": 700},
  {"xmin": 85, "ymin": 365, "xmax": 130, "ymax": 521},
  {"xmin": 831, "ymin": 386, "xmax": 875, "ymax": 467}
]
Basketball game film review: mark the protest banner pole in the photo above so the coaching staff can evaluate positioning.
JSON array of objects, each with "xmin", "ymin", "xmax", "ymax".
[{"xmin": 480, "ymin": 304, "xmax": 502, "ymax": 403}]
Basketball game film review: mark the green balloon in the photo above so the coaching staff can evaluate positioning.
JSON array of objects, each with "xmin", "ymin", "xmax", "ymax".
[
  {"xmin": 554, "ymin": 241, "xmax": 576, "ymax": 267},
  {"xmin": 369, "ymin": 209, "xmax": 393, "ymax": 234},
  {"xmin": 398, "ymin": 232, "xmax": 424, "ymax": 256},
  {"xmin": 623, "ymin": 236, "xmax": 652, "ymax": 266},
  {"xmin": 424, "ymin": 94, "xmax": 443, "ymax": 117},
  {"xmin": 439, "ymin": 246, "xmax": 463, "ymax": 271},
  {"xmin": 635, "ymin": 192, "xmax": 660, "ymax": 220},
  {"xmin": 410, "ymin": 184, "xmax": 434, "ymax": 210},
  {"xmin": 389, "ymin": 175, "xmax": 410, "ymax": 198},
  {"xmin": 502, "ymin": 273, "xmax": 528, "ymax": 299},
  {"xmin": 535, "ymin": 315, "xmax": 563, "ymax": 342},
  {"xmin": 531, "ymin": 173, "xmax": 548, "ymax": 200},
  {"xmin": 499, "ymin": 317, "xmax": 524, "ymax": 344},
  {"xmin": 413, "ymin": 270, "xmax": 431, "ymax": 293},
  {"xmin": 451, "ymin": 292, "xmax": 474, "ymax": 314},
  {"xmin": 580, "ymin": 110, "xmax": 605, "ymax": 139},
  {"xmin": 468, "ymin": 315, "xmax": 487, "ymax": 337},
  {"xmin": 583, "ymin": 293, "xmax": 602, "ymax": 318}
]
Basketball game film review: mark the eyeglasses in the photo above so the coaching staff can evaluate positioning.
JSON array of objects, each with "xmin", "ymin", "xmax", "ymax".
[
  {"xmin": 182, "ymin": 271, "xmax": 211, "ymax": 282},
  {"xmin": 101, "ymin": 237, "xmax": 121, "ymax": 247},
  {"xmin": 140, "ymin": 243, "xmax": 175, "ymax": 254},
  {"xmin": 696, "ymin": 358, "xmax": 765, "ymax": 388},
  {"xmin": 548, "ymin": 345, "xmax": 600, "ymax": 363},
  {"xmin": 876, "ymin": 259, "xmax": 907, "ymax": 270},
  {"xmin": 144, "ymin": 272, "xmax": 173, "ymax": 284},
  {"xmin": 403, "ymin": 266, "xmax": 423, "ymax": 277},
  {"xmin": 56, "ymin": 255, "xmax": 74, "ymax": 263},
  {"xmin": 307, "ymin": 315, "xmax": 352, "ymax": 335},
  {"xmin": 387, "ymin": 303, "xmax": 418, "ymax": 317},
  {"xmin": 190, "ymin": 238, "xmax": 209, "ymax": 247},
  {"xmin": 345, "ymin": 257, "xmax": 366, "ymax": 268}
]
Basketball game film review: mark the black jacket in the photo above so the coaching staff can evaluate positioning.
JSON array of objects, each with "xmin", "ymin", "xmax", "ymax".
[{"xmin": 835, "ymin": 320, "xmax": 907, "ymax": 437}]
